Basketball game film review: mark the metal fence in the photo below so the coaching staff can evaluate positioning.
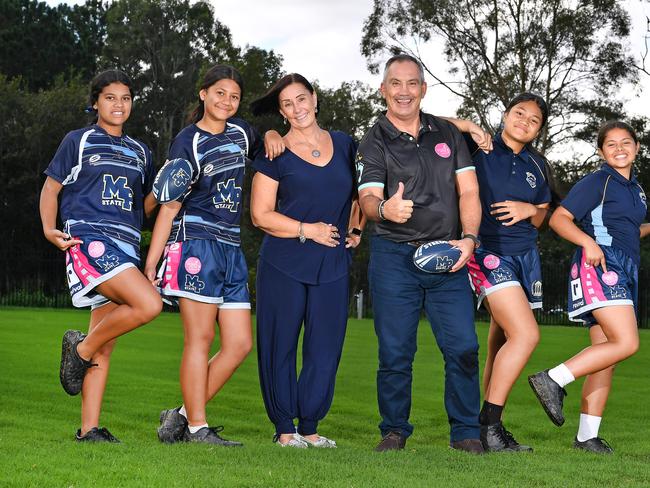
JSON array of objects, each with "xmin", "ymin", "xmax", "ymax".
[{"xmin": 2, "ymin": 251, "xmax": 649, "ymax": 328}]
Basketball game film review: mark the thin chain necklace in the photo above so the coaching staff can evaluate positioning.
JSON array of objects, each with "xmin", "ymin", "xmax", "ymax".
[{"xmin": 292, "ymin": 128, "xmax": 323, "ymax": 158}]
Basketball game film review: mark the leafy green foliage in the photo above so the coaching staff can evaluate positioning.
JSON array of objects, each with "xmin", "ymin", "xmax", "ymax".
[{"xmin": 361, "ymin": 0, "xmax": 638, "ymax": 155}]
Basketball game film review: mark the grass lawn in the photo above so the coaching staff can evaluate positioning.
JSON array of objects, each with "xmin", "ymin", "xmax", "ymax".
[{"xmin": 1, "ymin": 307, "xmax": 649, "ymax": 487}]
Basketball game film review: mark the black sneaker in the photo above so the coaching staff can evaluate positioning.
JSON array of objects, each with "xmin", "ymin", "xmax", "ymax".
[
  {"xmin": 481, "ymin": 422, "xmax": 533, "ymax": 452},
  {"xmin": 60, "ymin": 330, "xmax": 97, "ymax": 396},
  {"xmin": 183, "ymin": 426, "xmax": 243, "ymax": 447},
  {"xmin": 76, "ymin": 427, "xmax": 120, "ymax": 443},
  {"xmin": 158, "ymin": 407, "xmax": 188, "ymax": 443},
  {"xmin": 528, "ymin": 370, "xmax": 567, "ymax": 426},
  {"xmin": 573, "ymin": 436, "xmax": 613, "ymax": 454},
  {"xmin": 374, "ymin": 431, "xmax": 406, "ymax": 452}
]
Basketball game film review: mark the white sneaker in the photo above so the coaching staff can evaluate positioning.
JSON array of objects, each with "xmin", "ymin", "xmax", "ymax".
[
  {"xmin": 274, "ymin": 433, "xmax": 308, "ymax": 448},
  {"xmin": 296, "ymin": 433, "xmax": 337, "ymax": 448}
]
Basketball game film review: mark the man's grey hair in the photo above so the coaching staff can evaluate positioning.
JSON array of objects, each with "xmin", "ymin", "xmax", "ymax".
[{"xmin": 382, "ymin": 54, "xmax": 425, "ymax": 83}]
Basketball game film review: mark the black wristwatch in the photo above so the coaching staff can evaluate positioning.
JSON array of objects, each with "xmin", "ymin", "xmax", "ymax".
[
  {"xmin": 461, "ymin": 232, "xmax": 481, "ymax": 249},
  {"xmin": 349, "ymin": 228, "xmax": 362, "ymax": 237}
]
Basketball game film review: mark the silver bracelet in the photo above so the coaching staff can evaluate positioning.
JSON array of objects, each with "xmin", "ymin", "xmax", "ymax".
[
  {"xmin": 298, "ymin": 222, "xmax": 306, "ymax": 244},
  {"xmin": 377, "ymin": 200, "xmax": 387, "ymax": 221}
]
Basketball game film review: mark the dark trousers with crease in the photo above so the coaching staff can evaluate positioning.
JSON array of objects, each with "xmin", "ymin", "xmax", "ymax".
[
  {"xmin": 369, "ymin": 236, "xmax": 480, "ymax": 442},
  {"xmin": 256, "ymin": 258, "xmax": 349, "ymax": 435}
]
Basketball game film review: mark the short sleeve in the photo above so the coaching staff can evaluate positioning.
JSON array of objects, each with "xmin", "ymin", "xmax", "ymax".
[
  {"xmin": 168, "ymin": 136, "xmax": 195, "ymax": 164},
  {"xmin": 252, "ymin": 154, "xmax": 280, "ymax": 181},
  {"xmin": 449, "ymin": 124, "xmax": 473, "ymax": 173},
  {"xmin": 44, "ymin": 132, "xmax": 79, "ymax": 184},
  {"xmin": 356, "ymin": 134, "xmax": 386, "ymax": 192},
  {"xmin": 143, "ymin": 145, "xmax": 155, "ymax": 194},
  {"xmin": 561, "ymin": 174, "xmax": 603, "ymax": 221}
]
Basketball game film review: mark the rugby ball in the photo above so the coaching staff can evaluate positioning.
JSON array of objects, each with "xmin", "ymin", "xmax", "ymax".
[
  {"xmin": 412, "ymin": 240, "xmax": 462, "ymax": 273},
  {"xmin": 152, "ymin": 158, "xmax": 196, "ymax": 203}
]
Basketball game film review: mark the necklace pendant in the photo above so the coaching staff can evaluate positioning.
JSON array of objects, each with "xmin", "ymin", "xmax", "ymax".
[{"xmin": 311, "ymin": 149, "xmax": 321, "ymax": 158}]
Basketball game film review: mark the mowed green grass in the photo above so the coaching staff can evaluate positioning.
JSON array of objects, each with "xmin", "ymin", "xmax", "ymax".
[{"xmin": 1, "ymin": 308, "xmax": 649, "ymax": 487}]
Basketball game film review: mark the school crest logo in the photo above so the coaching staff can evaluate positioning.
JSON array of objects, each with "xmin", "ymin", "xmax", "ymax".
[
  {"xmin": 490, "ymin": 267, "xmax": 512, "ymax": 283},
  {"xmin": 526, "ymin": 172, "xmax": 537, "ymax": 189},
  {"xmin": 96, "ymin": 253, "xmax": 120, "ymax": 272},
  {"xmin": 640, "ymin": 190, "xmax": 647, "ymax": 208},
  {"xmin": 531, "ymin": 280, "xmax": 543, "ymax": 297},
  {"xmin": 184, "ymin": 274, "xmax": 205, "ymax": 293},
  {"xmin": 356, "ymin": 153, "xmax": 364, "ymax": 183},
  {"xmin": 213, "ymin": 178, "xmax": 242, "ymax": 213},
  {"xmin": 102, "ymin": 175, "xmax": 133, "ymax": 211}
]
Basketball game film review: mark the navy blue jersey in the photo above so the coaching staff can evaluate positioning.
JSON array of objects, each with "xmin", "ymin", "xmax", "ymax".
[
  {"xmin": 561, "ymin": 163, "xmax": 647, "ymax": 265},
  {"xmin": 45, "ymin": 125, "xmax": 154, "ymax": 247},
  {"xmin": 252, "ymin": 131, "xmax": 356, "ymax": 284},
  {"xmin": 168, "ymin": 118, "xmax": 261, "ymax": 246},
  {"xmin": 466, "ymin": 133, "xmax": 551, "ymax": 255}
]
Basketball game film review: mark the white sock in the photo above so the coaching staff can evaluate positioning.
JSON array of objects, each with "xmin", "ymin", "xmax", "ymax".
[
  {"xmin": 548, "ymin": 363, "xmax": 575, "ymax": 388},
  {"xmin": 577, "ymin": 413, "xmax": 602, "ymax": 442},
  {"xmin": 188, "ymin": 423, "xmax": 208, "ymax": 434},
  {"xmin": 178, "ymin": 405, "xmax": 187, "ymax": 419}
]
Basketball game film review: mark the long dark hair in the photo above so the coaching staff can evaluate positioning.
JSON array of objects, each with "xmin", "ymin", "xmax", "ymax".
[
  {"xmin": 189, "ymin": 64, "xmax": 244, "ymax": 123},
  {"xmin": 88, "ymin": 70, "xmax": 133, "ymax": 123},
  {"xmin": 250, "ymin": 73, "xmax": 316, "ymax": 117}
]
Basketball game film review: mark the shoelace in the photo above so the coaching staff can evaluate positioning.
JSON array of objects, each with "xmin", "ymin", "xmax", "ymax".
[
  {"xmin": 208, "ymin": 426, "xmax": 226, "ymax": 439},
  {"xmin": 502, "ymin": 428, "xmax": 519, "ymax": 447}
]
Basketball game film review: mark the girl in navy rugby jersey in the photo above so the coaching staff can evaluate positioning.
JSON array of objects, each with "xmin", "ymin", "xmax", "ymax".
[
  {"xmin": 447, "ymin": 93, "xmax": 554, "ymax": 452},
  {"xmin": 144, "ymin": 65, "xmax": 282, "ymax": 446},
  {"xmin": 40, "ymin": 70, "xmax": 162, "ymax": 442},
  {"xmin": 529, "ymin": 121, "xmax": 648, "ymax": 454}
]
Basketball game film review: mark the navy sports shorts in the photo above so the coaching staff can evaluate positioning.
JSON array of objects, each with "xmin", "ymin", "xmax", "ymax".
[
  {"xmin": 66, "ymin": 234, "xmax": 139, "ymax": 308},
  {"xmin": 567, "ymin": 246, "xmax": 637, "ymax": 325},
  {"xmin": 468, "ymin": 246, "xmax": 543, "ymax": 310},
  {"xmin": 158, "ymin": 239, "xmax": 250, "ymax": 308}
]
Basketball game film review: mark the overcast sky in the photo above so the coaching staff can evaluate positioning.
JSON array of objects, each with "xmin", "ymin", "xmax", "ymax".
[{"xmin": 50, "ymin": 0, "xmax": 649, "ymax": 118}]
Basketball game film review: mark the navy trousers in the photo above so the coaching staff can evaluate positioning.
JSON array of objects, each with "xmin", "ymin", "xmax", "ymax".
[
  {"xmin": 256, "ymin": 258, "xmax": 349, "ymax": 435},
  {"xmin": 369, "ymin": 236, "xmax": 480, "ymax": 442}
]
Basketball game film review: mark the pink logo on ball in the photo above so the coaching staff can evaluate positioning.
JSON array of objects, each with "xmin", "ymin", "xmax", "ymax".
[
  {"xmin": 571, "ymin": 263, "xmax": 578, "ymax": 279},
  {"xmin": 434, "ymin": 143, "xmax": 452, "ymax": 158},
  {"xmin": 88, "ymin": 241, "xmax": 105, "ymax": 258},
  {"xmin": 602, "ymin": 271, "xmax": 619, "ymax": 286},
  {"xmin": 184, "ymin": 257, "xmax": 202, "ymax": 275},
  {"xmin": 483, "ymin": 254, "xmax": 500, "ymax": 270}
]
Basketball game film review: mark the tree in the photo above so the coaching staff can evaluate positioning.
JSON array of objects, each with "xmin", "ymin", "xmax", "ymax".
[
  {"xmin": 100, "ymin": 0, "xmax": 236, "ymax": 164},
  {"xmin": 0, "ymin": 0, "xmax": 106, "ymax": 91},
  {"xmin": 361, "ymin": 0, "xmax": 638, "ymax": 156}
]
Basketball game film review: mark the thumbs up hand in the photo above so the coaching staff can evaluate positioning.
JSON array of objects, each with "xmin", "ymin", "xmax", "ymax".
[{"xmin": 383, "ymin": 182, "xmax": 414, "ymax": 223}]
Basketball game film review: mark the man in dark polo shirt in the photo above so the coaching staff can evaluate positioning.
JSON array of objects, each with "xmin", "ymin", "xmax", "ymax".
[{"xmin": 357, "ymin": 54, "xmax": 483, "ymax": 453}]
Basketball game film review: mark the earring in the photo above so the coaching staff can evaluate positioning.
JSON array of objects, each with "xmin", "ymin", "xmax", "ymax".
[
  {"xmin": 315, "ymin": 106, "xmax": 318, "ymax": 114},
  {"xmin": 283, "ymin": 117, "xmax": 287, "ymax": 125}
]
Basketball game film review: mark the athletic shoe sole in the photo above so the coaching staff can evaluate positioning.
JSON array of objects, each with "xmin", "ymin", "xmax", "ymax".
[{"xmin": 528, "ymin": 372, "xmax": 565, "ymax": 426}]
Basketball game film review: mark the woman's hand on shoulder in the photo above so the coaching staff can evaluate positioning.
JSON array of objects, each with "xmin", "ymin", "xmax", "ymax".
[
  {"xmin": 490, "ymin": 200, "xmax": 537, "ymax": 226},
  {"xmin": 44, "ymin": 229, "xmax": 82, "ymax": 251},
  {"xmin": 264, "ymin": 130, "xmax": 285, "ymax": 160},
  {"xmin": 304, "ymin": 222, "xmax": 340, "ymax": 247}
]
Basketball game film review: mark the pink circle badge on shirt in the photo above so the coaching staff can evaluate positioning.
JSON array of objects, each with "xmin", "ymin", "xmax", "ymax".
[
  {"xmin": 434, "ymin": 143, "xmax": 452, "ymax": 158},
  {"xmin": 602, "ymin": 271, "xmax": 619, "ymax": 286},
  {"xmin": 571, "ymin": 263, "xmax": 579, "ymax": 279},
  {"xmin": 88, "ymin": 241, "xmax": 105, "ymax": 258},
  {"xmin": 184, "ymin": 257, "xmax": 202, "ymax": 275},
  {"xmin": 483, "ymin": 254, "xmax": 500, "ymax": 270}
]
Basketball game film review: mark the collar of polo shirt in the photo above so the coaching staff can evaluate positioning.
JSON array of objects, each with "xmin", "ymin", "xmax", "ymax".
[{"xmin": 378, "ymin": 111, "xmax": 440, "ymax": 140}]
